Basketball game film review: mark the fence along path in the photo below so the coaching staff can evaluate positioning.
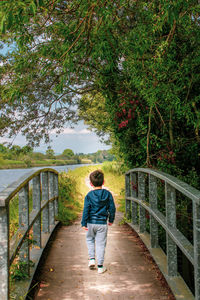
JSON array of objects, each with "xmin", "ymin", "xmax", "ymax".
[
  {"xmin": 0, "ymin": 168, "xmax": 59, "ymax": 300},
  {"xmin": 125, "ymin": 168, "xmax": 200, "ymax": 300},
  {"xmin": 1, "ymin": 167, "xmax": 199, "ymax": 299}
]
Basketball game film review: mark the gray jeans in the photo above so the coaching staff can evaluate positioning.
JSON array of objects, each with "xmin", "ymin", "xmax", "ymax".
[{"xmin": 86, "ymin": 223, "xmax": 108, "ymax": 265}]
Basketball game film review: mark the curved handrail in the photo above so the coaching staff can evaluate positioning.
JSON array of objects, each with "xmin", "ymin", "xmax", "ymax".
[
  {"xmin": 128, "ymin": 196, "xmax": 194, "ymax": 265},
  {"xmin": 126, "ymin": 168, "xmax": 200, "ymax": 203},
  {"xmin": 125, "ymin": 168, "xmax": 200, "ymax": 300},
  {"xmin": 9, "ymin": 195, "xmax": 58, "ymax": 264},
  {"xmin": 0, "ymin": 168, "xmax": 59, "ymax": 300},
  {"xmin": 0, "ymin": 168, "xmax": 59, "ymax": 207}
]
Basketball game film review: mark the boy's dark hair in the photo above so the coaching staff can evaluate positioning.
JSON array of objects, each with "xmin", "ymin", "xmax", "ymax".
[{"xmin": 89, "ymin": 170, "xmax": 104, "ymax": 187}]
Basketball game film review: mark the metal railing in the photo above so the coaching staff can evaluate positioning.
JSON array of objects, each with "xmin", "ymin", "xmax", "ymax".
[
  {"xmin": 0, "ymin": 168, "xmax": 59, "ymax": 300},
  {"xmin": 125, "ymin": 168, "xmax": 200, "ymax": 300}
]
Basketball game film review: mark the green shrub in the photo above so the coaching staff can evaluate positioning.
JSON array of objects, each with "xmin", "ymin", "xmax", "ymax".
[
  {"xmin": 10, "ymin": 260, "xmax": 35, "ymax": 281},
  {"xmin": 102, "ymin": 161, "xmax": 127, "ymax": 175},
  {"xmin": 57, "ymin": 172, "xmax": 82, "ymax": 225}
]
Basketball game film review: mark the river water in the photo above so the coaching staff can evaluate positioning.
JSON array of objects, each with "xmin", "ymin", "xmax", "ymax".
[{"xmin": 0, "ymin": 164, "xmax": 91, "ymax": 192}]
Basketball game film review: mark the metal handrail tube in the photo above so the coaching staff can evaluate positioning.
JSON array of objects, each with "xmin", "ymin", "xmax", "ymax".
[
  {"xmin": 126, "ymin": 196, "xmax": 194, "ymax": 264},
  {"xmin": 126, "ymin": 168, "xmax": 200, "ymax": 203},
  {"xmin": 9, "ymin": 196, "xmax": 58, "ymax": 264},
  {"xmin": 0, "ymin": 168, "xmax": 59, "ymax": 206}
]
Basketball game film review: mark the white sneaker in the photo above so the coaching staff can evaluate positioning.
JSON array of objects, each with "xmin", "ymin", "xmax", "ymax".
[
  {"xmin": 98, "ymin": 266, "xmax": 107, "ymax": 274},
  {"xmin": 88, "ymin": 259, "xmax": 95, "ymax": 269}
]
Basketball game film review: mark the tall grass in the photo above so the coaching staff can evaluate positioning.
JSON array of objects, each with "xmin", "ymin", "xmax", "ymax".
[
  {"xmin": 0, "ymin": 160, "xmax": 27, "ymax": 169},
  {"xmin": 57, "ymin": 162, "xmax": 126, "ymax": 222},
  {"xmin": 101, "ymin": 161, "xmax": 125, "ymax": 175},
  {"xmin": 101, "ymin": 161, "xmax": 126, "ymax": 212},
  {"xmin": 57, "ymin": 172, "xmax": 83, "ymax": 225},
  {"xmin": 57, "ymin": 165, "xmax": 100, "ymax": 224}
]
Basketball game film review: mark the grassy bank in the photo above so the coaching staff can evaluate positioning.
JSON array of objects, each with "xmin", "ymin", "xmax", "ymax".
[
  {"xmin": 0, "ymin": 159, "xmax": 92, "ymax": 169},
  {"xmin": 0, "ymin": 159, "xmax": 27, "ymax": 169},
  {"xmin": 57, "ymin": 162, "xmax": 125, "ymax": 225}
]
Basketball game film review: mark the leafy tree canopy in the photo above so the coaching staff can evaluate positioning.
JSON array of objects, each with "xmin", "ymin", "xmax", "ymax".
[
  {"xmin": 0, "ymin": 0, "xmax": 200, "ymax": 185},
  {"xmin": 62, "ymin": 148, "xmax": 74, "ymax": 157},
  {"xmin": 46, "ymin": 148, "xmax": 55, "ymax": 158},
  {"xmin": 78, "ymin": 92, "xmax": 111, "ymax": 141}
]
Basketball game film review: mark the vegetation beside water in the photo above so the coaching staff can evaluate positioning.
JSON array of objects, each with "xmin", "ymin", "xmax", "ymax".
[{"xmin": 0, "ymin": 143, "xmax": 114, "ymax": 169}]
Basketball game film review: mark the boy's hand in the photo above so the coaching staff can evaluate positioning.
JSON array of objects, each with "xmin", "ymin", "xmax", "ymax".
[
  {"xmin": 82, "ymin": 226, "xmax": 88, "ymax": 231},
  {"xmin": 108, "ymin": 222, "xmax": 113, "ymax": 226}
]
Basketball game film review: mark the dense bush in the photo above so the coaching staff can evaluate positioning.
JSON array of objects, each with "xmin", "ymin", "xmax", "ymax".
[
  {"xmin": 57, "ymin": 172, "xmax": 82, "ymax": 225},
  {"xmin": 0, "ymin": 1, "xmax": 199, "ymax": 188}
]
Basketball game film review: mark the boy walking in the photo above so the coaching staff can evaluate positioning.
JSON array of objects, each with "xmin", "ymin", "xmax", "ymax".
[{"xmin": 81, "ymin": 170, "xmax": 116, "ymax": 274}]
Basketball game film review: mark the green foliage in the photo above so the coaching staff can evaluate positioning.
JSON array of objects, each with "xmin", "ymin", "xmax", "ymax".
[
  {"xmin": 0, "ymin": 143, "xmax": 33, "ymax": 162},
  {"xmin": 101, "ymin": 161, "xmax": 125, "ymax": 212},
  {"xmin": 57, "ymin": 162, "xmax": 125, "ymax": 225},
  {"xmin": 78, "ymin": 93, "xmax": 110, "ymax": 139},
  {"xmin": 0, "ymin": 160, "xmax": 27, "ymax": 169},
  {"xmin": 57, "ymin": 172, "xmax": 82, "ymax": 225},
  {"xmin": 45, "ymin": 148, "xmax": 55, "ymax": 159},
  {"xmin": 62, "ymin": 148, "xmax": 74, "ymax": 157},
  {"xmin": 31, "ymin": 152, "xmax": 45, "ymax": 160},
  {"xmin": 0, "ymin": 0, "xmax": 199, "ymax": 188},
  {"xmin": 10, "ymin": 260, "xmax": 35, "ymax": 281},
  {"xmin": 0, "ymin": 143, "xmax": 113, "ymax": 168},
  {"xmin": 78, "ymin": 0, "xmax": 200, "ymax": 188},
  {"xmin": 0, "ymin": 143, "xmax": 7, "ymax": 153},
  {"xmin": 81, "ymin": 150, "xmax": 115, "ymax": 163},
  {"xmin": 119, "ymin": 216, "xmax": 131, "ymax": 226},
  {"xmin": 102, "ymin": 161, "xmax": 126, "ymax": 175}
]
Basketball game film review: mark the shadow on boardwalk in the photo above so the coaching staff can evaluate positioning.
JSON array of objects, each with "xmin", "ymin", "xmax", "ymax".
[{"xmin": 32, "ymin": 212, "xmax": 175, "ymax": 300}]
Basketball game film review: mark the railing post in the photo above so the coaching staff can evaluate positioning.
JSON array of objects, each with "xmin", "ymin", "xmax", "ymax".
[
  {"xmin": 165, "ymin": 183, "xmax": 177, "ymax": 276},
  {"xmin": 19, "ymin": 184, "xmax": 30, "ymax": 276},
  {"xmin": 130, "ymin": 172, "xmax": 138, "ymax": 225},
  {"xmin": 138, "ymin": 172, "xmax": 146, "ymax": 233},
  {"xmin": 125, "ymin": 174, "xmax": 131, "ymax": 220},
  {"xmin": 54, "ymin": 174, "xmax": 59, "ymax": 217},
  {"xmin": 49, "ymin": 172, "xmax": 55, "ymax": 225},
  {"xmin": 33, "ymin": 175, "xmax": 41, "ymax": 248},
  {"xmin": 0, "ymin": 206, "xmax": 9, "ymax": 300},
  {"xmin": 193, "ymin": 202, "xmax": 200, "ymax": 299},
  {"xmin": 42, "ymin": 172, "xmax": 50, "ymax": 233},
  {"xmin": 149, "ymin": 174, "xmax": 158, "ymax": 248}
]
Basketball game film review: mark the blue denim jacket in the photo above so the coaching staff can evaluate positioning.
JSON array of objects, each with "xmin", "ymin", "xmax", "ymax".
[{"xmin": 81, "ymin": 189, "xmax": 116, "ymax": 227}]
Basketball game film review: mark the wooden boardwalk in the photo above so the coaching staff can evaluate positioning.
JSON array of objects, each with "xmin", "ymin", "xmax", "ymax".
[{"xmin": 33, "ymin": 212, "xmax": 175, "ymax": 300}]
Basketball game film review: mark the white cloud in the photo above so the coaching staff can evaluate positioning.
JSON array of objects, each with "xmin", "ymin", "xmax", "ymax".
[
  {"xmin": 79, "ymin": 128, "xmax": 91, "ymax": 134},
  {"xmin": 0, "ymin": 137, "xmax": 14, "ymax": 144},
  {"xmin": 50, "ymin": 127, "xmax": 91, "ymax": 135}
]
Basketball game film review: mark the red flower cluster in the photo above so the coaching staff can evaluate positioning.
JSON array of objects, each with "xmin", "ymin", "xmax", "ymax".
[
  {"xmin": 115, "ymin": 91, "xmax": 147, "ymax": 130},
  {"xmin": 158, "ymin": 150, "xmax": 176, "ymax": 164},
  {"xmin": 131, "ymin": 181, "xmax": 138, "ymax": 191},
  {"xmin": 116, "ymin": 98, "xmax": 138, "ymax": 129},
  {"xmin": 118, "ymin": 120, "xmax": 128, "ymax": 128}
]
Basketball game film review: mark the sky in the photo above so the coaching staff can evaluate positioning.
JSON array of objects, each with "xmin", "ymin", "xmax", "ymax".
[
  {"xmin": 0, "ymin": 122, "xmax": 110, "ymax": 155},
  {"xmin": 0, "ymin": 45, "xmax": 111, "ymax": 154}
]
